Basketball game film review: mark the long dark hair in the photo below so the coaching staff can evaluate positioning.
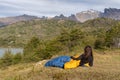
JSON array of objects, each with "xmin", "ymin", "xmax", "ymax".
[{"xmin": 84, "ymin": 45, "xmax": 93, "ymax": 58}]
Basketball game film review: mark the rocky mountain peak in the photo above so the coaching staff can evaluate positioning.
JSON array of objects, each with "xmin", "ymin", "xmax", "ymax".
[
  {"xmin": 103, "ymin": 8, "xmax": 120, "ymax": 20},
  {"xmin": 104, "ymin": 8, "xmax": 120, "ymax": 14},
  {"xmin": 76, "ymin": 9, "xmax": 101, "ymax": 22}
]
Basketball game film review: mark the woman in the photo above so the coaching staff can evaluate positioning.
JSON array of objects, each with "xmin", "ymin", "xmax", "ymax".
[{"xmin": 71, "ymin": 45, "xmax": 94, "ymax": 67}]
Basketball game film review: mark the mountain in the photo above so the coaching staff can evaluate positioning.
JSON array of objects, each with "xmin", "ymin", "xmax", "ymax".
[
  {"xmin": 53, "ymin": 14, "xmax": 67, "ymax": 20},
  {"xmin": 0, "ymin": 14, "xmax": 39, "ymax": 27},
  {"xmin": 102, "ymin": 8, "xmax": 120, "ymax": 20},
  {"xmin": 53, "ymin": 14, "xmax": 78, "ymax": 22},
  {"xmin": 76, "ymin": 8, "xmax": 120, "ymax": 22},
  {"xmin": 1, "ymin": 8, "xmax": 120, "ymax": 26},
  {"xmin": 68, "ymin": 14, "xmax": 78, "ymax": 21},
  {"xmin": 53, "ymin": 8, "xmax": 120, "ymax": 22},
  {"xmin": 76, "ymin": 9, "xmax": 101, "ymax": 22}
]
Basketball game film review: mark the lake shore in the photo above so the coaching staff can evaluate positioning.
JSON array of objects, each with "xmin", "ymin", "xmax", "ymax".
[{"xmin": 0, "ymin": 48, "xmax": 23, "ymax": 57}]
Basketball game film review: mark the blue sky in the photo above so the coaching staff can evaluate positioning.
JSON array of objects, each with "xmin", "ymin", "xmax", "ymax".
[{"xmin": 0, "ymin": 0, "xmax": 120, "ymax": 17}]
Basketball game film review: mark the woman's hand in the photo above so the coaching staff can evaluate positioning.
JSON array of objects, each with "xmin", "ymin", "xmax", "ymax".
[{"xmin": 70, "ymin": 56, "xmax": 74, "ymax": 59}]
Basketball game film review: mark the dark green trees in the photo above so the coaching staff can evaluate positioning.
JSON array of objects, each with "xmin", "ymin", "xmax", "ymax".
[{"xmin": 105, "ymin": 23, "xmax": 120, "ymax": 48}]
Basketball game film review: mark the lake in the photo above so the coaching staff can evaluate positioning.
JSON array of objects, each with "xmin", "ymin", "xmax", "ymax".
[{"xmin": 0, "ymin": 48, "xmax": 23, "ymax": 57}]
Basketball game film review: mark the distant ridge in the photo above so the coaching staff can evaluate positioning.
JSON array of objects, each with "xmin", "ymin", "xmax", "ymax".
[
  {"xmin": 53, "ymin": 8, "xmax": 120, "ymax": 22},
  {"xmin": 53, "ymin": 14, "xmax": 78, "ymax": 22},
  {"xmin": 1, "ymin": 8, "xmax": 120, "ymax": 26},
  {"xmin": 0, "ymin": 14, "xmax": 39, "ymax": 27},
  {"xmin": 102, "ymin": 8, "xmax": 120, "ymax": 20},
  {"xmin": 76, "ymin": 8, "xmax": 120, "ymax": 22}
]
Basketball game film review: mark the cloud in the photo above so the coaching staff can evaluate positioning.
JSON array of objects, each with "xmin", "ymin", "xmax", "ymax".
[{"xmin": 0, "ymin": 0, "xmax": 120, "ymax": 17}]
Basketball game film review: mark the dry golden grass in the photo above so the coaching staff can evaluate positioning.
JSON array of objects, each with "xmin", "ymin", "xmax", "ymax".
[{"xmin": 0, "ymin": 50, "xmax": 120, "ymax": 80}]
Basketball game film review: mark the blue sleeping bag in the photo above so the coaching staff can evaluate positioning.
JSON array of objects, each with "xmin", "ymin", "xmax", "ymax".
[{"xmin": 45, "ymin": 56, "xmax": 71, "ymax": 68}]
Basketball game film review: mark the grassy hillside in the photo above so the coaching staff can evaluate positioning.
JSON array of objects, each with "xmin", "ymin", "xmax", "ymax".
[
  {"xmin": 82, "ymin": 18, "xmax": 119, "ymax": 28},
  {"xmin": 0, "ymin": 50, "xmax": 120, "ymax": 80},
  {"xmin": 0, "ymin": 19, "xmax": 80, "ymax": 47},
  {"xmin": 0, "ymin": 18, "xmax": 118, "ymax": 47},
  {"xmin": 0, "ymin": 18, "xmax": 120, "ymax": 80}
]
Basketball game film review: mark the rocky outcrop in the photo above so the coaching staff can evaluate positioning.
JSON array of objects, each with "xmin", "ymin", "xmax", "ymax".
[
  {"xmin": 1, "ymin": 8, "xmax": 120, "ymax": 26},
  {"xmin": 75, "ymin": 8, "xmax": 120, "ymax": 22},
  {"xmin": 68, "ymin": 14, "xmax": 78, "ymax": 22},
  {"xmin": 76, "ymin": 9, "xmax": 101, "ymax": 22},
  {"xmin": 54, "ymin": 14, "xmax": 67, "ymax": 20},
  {"xmin": 102, "ymin": 8, "xmax": 120, "ymax": 20},
  {"xmin": 53, "ymin": 14, "xmax": 78, "ymax": 22}
]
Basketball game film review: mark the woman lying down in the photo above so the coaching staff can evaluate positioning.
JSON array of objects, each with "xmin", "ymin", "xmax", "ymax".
[{"xmin": 45, "ymin": 45, "xmax": 94, "ymax": 69}]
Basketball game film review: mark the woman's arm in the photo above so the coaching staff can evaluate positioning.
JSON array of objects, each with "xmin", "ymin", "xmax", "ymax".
[{"xmin": 71, "ymin": 54, "xmax": 82, "ymax": 60}]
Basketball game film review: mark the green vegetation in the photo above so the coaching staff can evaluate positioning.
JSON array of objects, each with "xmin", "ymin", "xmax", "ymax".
[
  {"xmin": 0, "ymin": 18, "xmax": 120, "ymax": 80},
  {"xmin": 0, "ymin": 18, "xmax": 118, "ymax": 47},
  {"xmin": 0, "ymin": 50, "xmax": 13, "ymax": 68},
  {"xmin": 0, "ymin": 18, "xmax": 120, "ymax": 68},
  {"xmin": 0, "ymin": 19, "xmax": 80, "ymax": 47},
  {"xmin": 0, "ymin": 50, "xmax": 120, "ymax": 80},
  {"xmin": 105, "ymin": 23, "xmax": 120, "ymax": 48},
  {"xmin": 0, "ymin": 50, "xmax": 22, "ymax": 69}
]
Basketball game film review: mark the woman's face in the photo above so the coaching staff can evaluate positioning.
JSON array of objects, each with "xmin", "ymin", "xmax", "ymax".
[
  {"xmin": 86, "ymin": 47, "xmax": 91, "ymax": 53},
  {"xmin": 85, "ymin": 47, "xmax": 91, "ymax": 57}
]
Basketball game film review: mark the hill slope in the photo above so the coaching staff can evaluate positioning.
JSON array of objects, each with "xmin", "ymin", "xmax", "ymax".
[
  {"xmin": 0, "ymin": 50, "xmax": 120, "ymax": 80},
  {"xmin": 0, "ymin": 19, "xmax": 80, "ymax": 47},
  {"xmin": 0, "ymin": 18, "xmax": 119, "ymax": 47}
]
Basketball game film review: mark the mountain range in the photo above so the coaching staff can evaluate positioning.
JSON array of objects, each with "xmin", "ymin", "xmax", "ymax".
[
  {"xmin": 54, "ymin": 8, "xmax": 120, "ymax": 22},
  {"xmin": 0, "ymin": 14, "xmax": 38, "ymax": 27},
  {"xmin": 0, "ymin": 8, "xmax": 120, "ymax": 27}
]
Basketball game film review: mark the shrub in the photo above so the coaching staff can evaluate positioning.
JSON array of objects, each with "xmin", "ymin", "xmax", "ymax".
[
  {"xmin": 0, "ymin": 50, "xmax": 13, "ymax": 68},
  {"xmin": 23, "ymin": 37, "xmax": 40, "ymax": 62},
  {"xmin": 94, "ymin": 38, "xmax": 105, "ymax": 49},
  {"xmin": 105, "ymin": 23, "xmax": 120, "ymax": 48},
  {"xmin": 12, "ymin": 53, "xmax": 22, "ymax": 64},
  {"xmin": 58, "ymin": 28, "xmax": 84, "ymax": 51}
]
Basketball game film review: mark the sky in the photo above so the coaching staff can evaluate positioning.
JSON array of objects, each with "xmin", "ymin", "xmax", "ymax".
[{"xmin": 0, "ymin": 0, "xmax": 120, "ymax": 17}]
